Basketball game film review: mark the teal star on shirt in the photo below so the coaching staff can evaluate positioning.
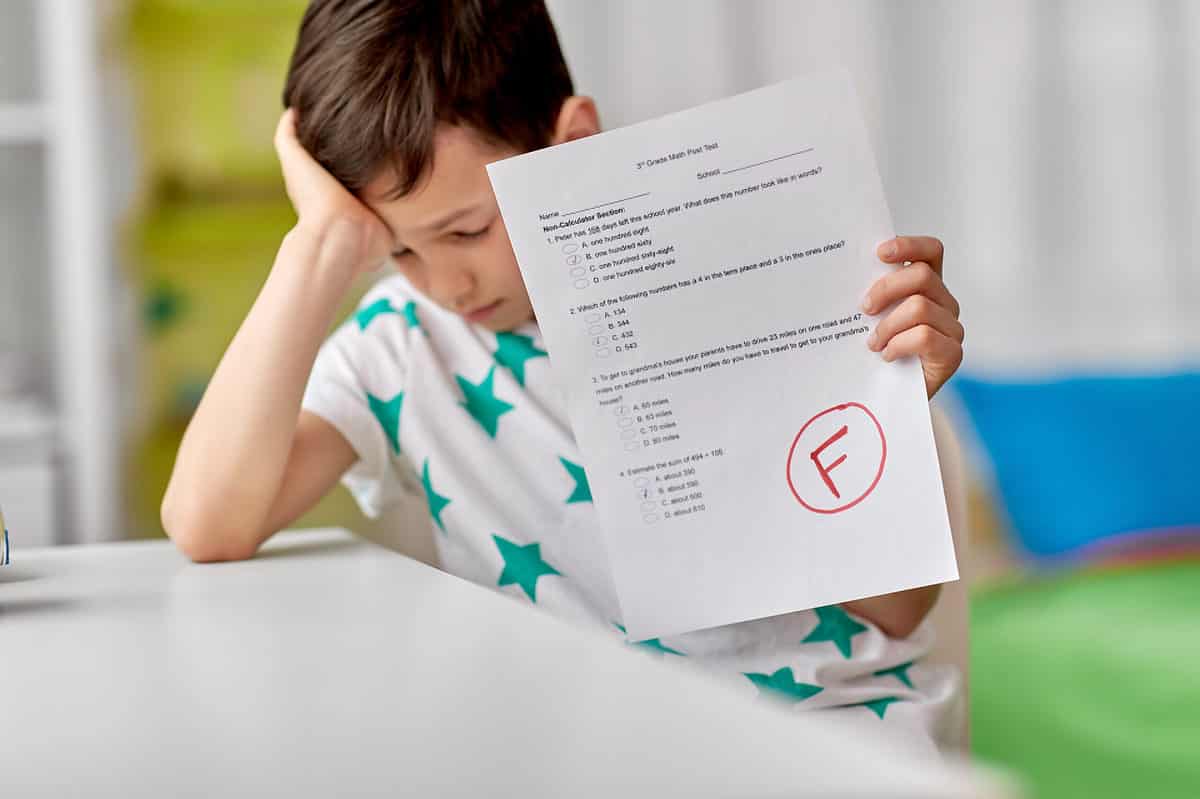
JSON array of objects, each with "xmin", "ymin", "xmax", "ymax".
[
  {"xmin": 856, "ymin": 696, "xmax": 901, "ymax": 719},
  {"xmin": 558, "ymin": 456, "xmax": 592, "ymax": 503},
  {"xmin": 493, "ymin": 534, "xmax": 559, "ymax": 602},
  {"xmin": 355, "ymin": 298, "xmax": 399, "ymax": 330},
  {"xmin": 367, "ymin": 391, "xmax": 404, "ymax": 454},
  {"xmin": 615, "ymin": 624, "xmax": 683, "ymax": 656},
  {"xmin": 421, "ymin": 458, "xmax": 452, "ymax": 533},
  {"xmin": 801, "ymin": 605, "xmax": 868, "ymax": 659},
  {"xmin": 873, "ymin": 661, "xmax": 915, "ymax": 688},
  {"xmin": 493, "ymin": 331, "xmax": 547, "ymax": 386},
  {"xmin": 402, "ymin": 300, "xmax": 421, "ymax": 331},
  {"xmin": 744, "ymin": 667, "xmax": 824, "ymax": 703},
  {"xmin": 455, "ymin": 366, "xmax": 514, "ymax": 438}
]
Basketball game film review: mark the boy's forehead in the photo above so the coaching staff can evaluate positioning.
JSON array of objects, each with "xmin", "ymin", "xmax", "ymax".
[{"xmin": 364, "ymin": 125, "xmax": 514, "ymax": 226}]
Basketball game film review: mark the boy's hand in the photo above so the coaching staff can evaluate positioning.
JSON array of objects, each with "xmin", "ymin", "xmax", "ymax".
[
  {"xmin": 274, "ymin": 108, "xmax": 393, "ymax": 274},
  {"xmin": 862, "ymin": 236, "xmax": 964, "ymax": 399}
]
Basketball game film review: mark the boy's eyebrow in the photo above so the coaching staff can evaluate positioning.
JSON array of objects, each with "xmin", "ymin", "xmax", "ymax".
[{"xmin": 418, "ymin": 202, "xmax": 485, "ymax": 233}]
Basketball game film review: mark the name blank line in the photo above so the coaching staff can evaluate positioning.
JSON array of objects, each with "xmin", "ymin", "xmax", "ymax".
[
  {"xmin": 721, "ymin": 148, "xmax": 814, "ymax": 175},
  {"xmin": 561, "ymin": 192, "xmax": 651, "ymax": 217}
]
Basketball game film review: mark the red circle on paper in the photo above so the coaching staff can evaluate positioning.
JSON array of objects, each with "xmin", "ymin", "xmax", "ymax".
[{"xmin": 786, "ymin": 402, "xmax": 887, "ymax": 514}]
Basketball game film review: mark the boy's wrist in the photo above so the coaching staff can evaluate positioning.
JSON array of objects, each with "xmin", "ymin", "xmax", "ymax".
[{"xmin": 283, "ymin": 216, "xmax": 379, "ymax": 281}]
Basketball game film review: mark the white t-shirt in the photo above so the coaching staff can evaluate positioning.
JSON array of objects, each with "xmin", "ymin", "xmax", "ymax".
[{"xmin": 302, "ymin": 274, "xmax": 963, "ymax": 750}]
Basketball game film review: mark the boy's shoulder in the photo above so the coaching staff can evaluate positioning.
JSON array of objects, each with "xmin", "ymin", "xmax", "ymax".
[
  {"xmin": 345, "ymin": 273, "xmax": 437, "ymax": 338},
  {"xmin": 315, "ymin": 273, "xmax": 428, "ymax": 374},
  {"xmin": 353, "ymin": 272, "xmax": 421, "ymax": 317}
]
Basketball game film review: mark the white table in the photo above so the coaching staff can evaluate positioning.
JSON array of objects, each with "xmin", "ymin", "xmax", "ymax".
[{"xmin": 1, "ymin": 529, "xmax": 1010, "ymax": 797}]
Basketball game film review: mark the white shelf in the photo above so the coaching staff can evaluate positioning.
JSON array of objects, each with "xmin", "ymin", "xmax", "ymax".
[
  {"xmin": 0, "ymin": 103, "xmax": 46, "ymax": 143},
  {"xmin": 0, "ymin": 395, "xmax": 56, "ymax": 443},
  {"xmin": 0, "ymin": 394, "xmax": 57, "ymax": 547},
  {"xmin": 31, "ymin": 0, "xmax": 119, "ymax": 544}
]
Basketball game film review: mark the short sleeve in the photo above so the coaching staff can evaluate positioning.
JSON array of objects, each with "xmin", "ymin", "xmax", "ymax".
[{"xmin": 301, "ymin": 289, "xmax": 419, "ymax": 518}]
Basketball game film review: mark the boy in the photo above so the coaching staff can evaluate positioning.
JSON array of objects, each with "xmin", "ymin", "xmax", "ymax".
[{"xmin": 163, "ymin": 0, "xmax": 966, "ymax": 749}]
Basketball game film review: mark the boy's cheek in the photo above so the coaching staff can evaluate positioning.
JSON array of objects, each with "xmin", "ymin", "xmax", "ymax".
[{"xmin": 501, "ymin": 296, "xmax": 537, "ymax": 331}]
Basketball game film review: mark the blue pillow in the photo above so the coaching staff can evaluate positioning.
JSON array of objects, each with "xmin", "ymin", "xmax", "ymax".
[{"xmin": 951, "ymin": 372, "xmax": 1200, "ymax": 559}]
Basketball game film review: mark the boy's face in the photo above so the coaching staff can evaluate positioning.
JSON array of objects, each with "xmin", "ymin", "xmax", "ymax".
[{"xmin": 362, "ymin": 126, "xmax": 532, "ymax": 332}]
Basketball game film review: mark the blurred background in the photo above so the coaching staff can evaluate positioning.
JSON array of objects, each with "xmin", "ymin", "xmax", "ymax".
[{"xmin": 0, "ymin": 0, "xmax": 1196, "ymax": 796}]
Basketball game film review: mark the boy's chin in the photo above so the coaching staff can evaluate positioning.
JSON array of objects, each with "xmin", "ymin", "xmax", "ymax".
[{"xmin": 469, "ymin": 301, "xmax": 536, "ymax": 333}]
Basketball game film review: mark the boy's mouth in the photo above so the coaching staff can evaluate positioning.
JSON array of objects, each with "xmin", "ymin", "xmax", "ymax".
[{"xmin": 464, "ymin": 300, "xmax": 502, "ymax": 323}]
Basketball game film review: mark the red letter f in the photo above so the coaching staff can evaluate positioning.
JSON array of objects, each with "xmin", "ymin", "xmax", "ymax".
[{"xmin": 810, "ymin": 425, "xmax": 849, "ymax": 499}]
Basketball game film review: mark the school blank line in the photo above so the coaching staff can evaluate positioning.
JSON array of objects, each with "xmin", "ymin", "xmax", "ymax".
[
  {"xmin": 721, "ymin": 148, "xmax": 814, "ymax": 175},
  {"xmin": 561, "ymin": 192, "xmax": 651, "ymax": 217}
]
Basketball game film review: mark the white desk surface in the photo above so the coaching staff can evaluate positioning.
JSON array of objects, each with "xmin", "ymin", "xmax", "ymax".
[{"xmin": 0, "ymin": 529, "xmax": 1010, "ymax": 798}]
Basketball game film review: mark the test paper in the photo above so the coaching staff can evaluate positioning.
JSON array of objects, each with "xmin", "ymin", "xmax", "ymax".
[{"xmin": 487, "ymin": 70, "xmax": 958, "ymax": 639}]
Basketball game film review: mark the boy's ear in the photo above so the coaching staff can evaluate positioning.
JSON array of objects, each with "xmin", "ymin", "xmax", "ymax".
[{"xmin": 551, "ymin": 96, "xmax": 600, "ymax": 145}]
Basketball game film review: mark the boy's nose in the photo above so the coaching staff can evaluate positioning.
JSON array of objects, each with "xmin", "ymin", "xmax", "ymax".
[{"xmin": 436, "ymin": 265, "xmax": 478, "ymax": 310}]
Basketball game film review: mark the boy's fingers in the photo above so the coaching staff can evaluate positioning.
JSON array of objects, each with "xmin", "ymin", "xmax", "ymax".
[
  {"xmin": 274, "ymin": 108, "xmax": 344, "ymax": 199},
  {"xmin": 862, "ymin": 261, "xmax": 959, "ymax": 318},
  {"xmin": 867, "ymin": 294, "xmax": 964, "ymax": 352},
  {"xmin": 275, "ymin": 108, "xmax": 324, "ymax": 176},
  {"xmin": 274, "ymin": 108, "xmax": 299, "ymax": 155},
  {"xmin": 880, "ymin": 324, "xmax": 963, "ymax": 368},
  {"xmin": 877, "ymin": 236, "xmax": 945, "ymax": 274}
]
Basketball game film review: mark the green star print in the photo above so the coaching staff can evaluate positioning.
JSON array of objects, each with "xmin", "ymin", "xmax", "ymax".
[
  {"xmin": 857, "ymin": 696, "xmax": 901, "ymax": 719},
  {"xmin": 402, "ymin": 300, "xmax": 421, "ymax": 331},
  {"xmin": 873, "ymin": 661, "xmax": 914, "ymax": 688},
  {"xmin": 493, "ymin": 331, "xmax": 547, "ymax": 386},
  {"xmin": 744, "ymin": 668, "xmax": 824, "ymax": 703},
  {"xmin": 493, "ymin": 534, "xmax": 559, "ymax": 602},
  {"xmin": 355, "ymin": 298, "xmax": 398, "ymax": 330},
  {"xmin": 559, "ymin": 456, "xmax": 592, "ymax": 503},
  {"xmin": 367, "ymin": 391, "xmax": 403, "ymax": 454},
  {"xmin": 455, "ymin": 366, "xmax": 515, "ymax": 438},
  {"xmin": 421, "ymin": 458, "xmax": 452, "ymax": 533},
  {"xmin": 615, "ymin": 624, "xmax": 683, "ymax": 656},
  {"xmin": 801, "ymin": 605, "xmax": 868, "ymax": 659}
]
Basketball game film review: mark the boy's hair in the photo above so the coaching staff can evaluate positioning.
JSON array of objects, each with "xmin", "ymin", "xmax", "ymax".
[{"xmin": 283, "ymin": 0, "xmax": 574, "ymax": 198}]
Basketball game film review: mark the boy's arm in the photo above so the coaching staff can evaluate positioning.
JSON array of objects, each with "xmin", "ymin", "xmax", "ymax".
[
  {"xmin": 161, "ymin": 111, "xmax": 393, "ymax": 562},
  {"xmin": 838, "ymin": 236, "xmax": 963, "ymax": 637},
  {"xmin": 254, "ymin": 411, "xmax": 359, "ymax": 547},
  {"xmin": 842, "ymin": 586, "xmax": 941, "ymax": 639}
]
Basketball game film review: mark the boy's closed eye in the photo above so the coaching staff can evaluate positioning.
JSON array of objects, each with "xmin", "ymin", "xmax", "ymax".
[
  {"xmin": 451, "ymin": 222, "xmax": 492, "ymax": 240},
  {"xmin": 390, "ymin": 221, "xmax": 494, "ymax": 258}
]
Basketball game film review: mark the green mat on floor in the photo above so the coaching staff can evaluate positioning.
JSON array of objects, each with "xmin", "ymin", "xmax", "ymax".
[{"xmin": 971, "ymin": 557, "xmax": 1200, "ymax": 798}]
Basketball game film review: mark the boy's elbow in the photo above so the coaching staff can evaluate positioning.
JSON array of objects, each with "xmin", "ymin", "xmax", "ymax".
[{"xmin": 161, "ymin": 494, "xmax": 260, "ymax": 563}]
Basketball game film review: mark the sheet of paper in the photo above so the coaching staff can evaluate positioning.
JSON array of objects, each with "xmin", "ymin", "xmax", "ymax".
[{"xmin": 488, "ymin": 70, "xmax": 958, "ymax": 640}]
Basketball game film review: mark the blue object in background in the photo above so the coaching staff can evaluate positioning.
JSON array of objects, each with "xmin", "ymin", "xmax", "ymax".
[{"xmin": 952, "ymin": 372, "xmax": 1200, "ymax": 558}]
